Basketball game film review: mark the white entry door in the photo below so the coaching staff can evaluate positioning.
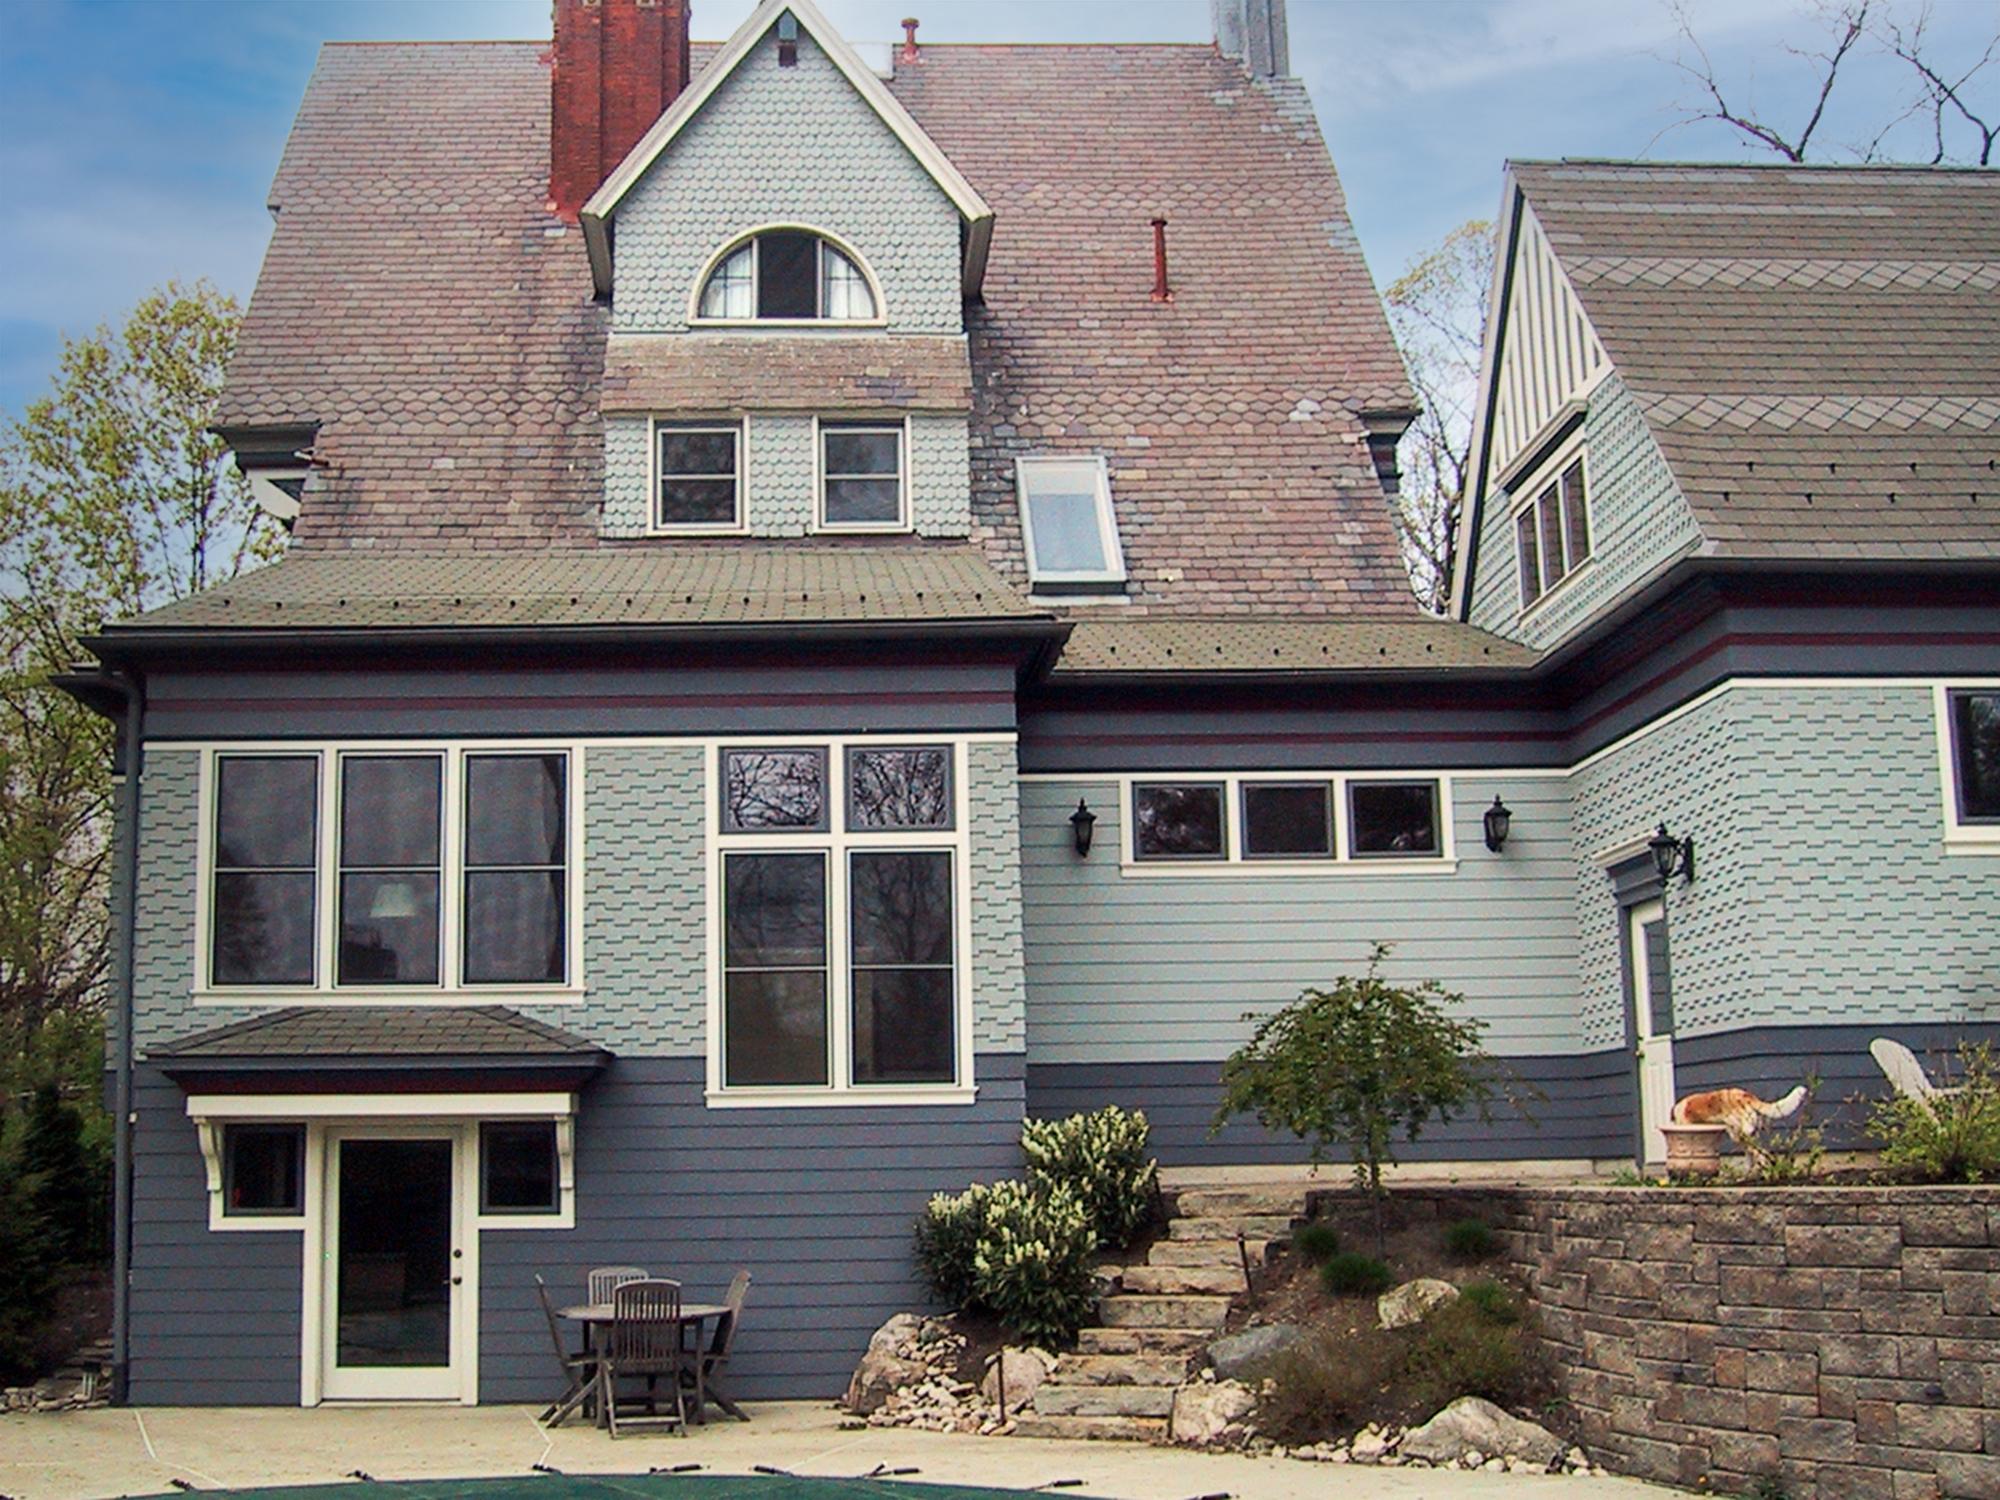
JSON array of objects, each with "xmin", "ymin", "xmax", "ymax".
[
  {"xmin": 319, "ymin": 1127, "xmax": 472, "ymax": 1400},
  {"xmin": 1628, "ymin": 898, "xmax": 1676, "ymax": 1165}
]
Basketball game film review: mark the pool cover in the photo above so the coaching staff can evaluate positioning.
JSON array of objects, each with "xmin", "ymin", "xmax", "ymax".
[{"xmin": 130, "ymin": 1475, "xmax": 1072, "ymax": 1500}]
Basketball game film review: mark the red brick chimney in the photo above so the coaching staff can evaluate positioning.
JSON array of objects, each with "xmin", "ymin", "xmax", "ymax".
[{"xmin": 548, "ymin": 0, "xmax": 693, "ymax": 222}]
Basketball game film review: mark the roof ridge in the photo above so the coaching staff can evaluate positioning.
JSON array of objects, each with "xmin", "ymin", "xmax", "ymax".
[{"xmin": 1513, "ymin": 157, "xmax": 2000, "ymax": 175}]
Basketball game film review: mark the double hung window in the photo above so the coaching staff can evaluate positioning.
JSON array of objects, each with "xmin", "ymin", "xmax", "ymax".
[
  {"xmin": 713, "ymin": 742, "xmax": 965, "ymax": 1099},
  {"xmin": 1515, "ymin": 454, "xmax": 1591, "ymax": 610},
  {"xmin": 1128, "ymin": 774, "xmax": 1452, "ymax": 867},
  {"xmin": 655, "ymin": 422, "xmax": 742, "ymax": 531},
  {"xmin": 819, "ymin": 421, "xmax": 906, "ymax": 530},
  {"xmin": 204, "ymin": 747, "xmax": 576, "ymax": 994}
]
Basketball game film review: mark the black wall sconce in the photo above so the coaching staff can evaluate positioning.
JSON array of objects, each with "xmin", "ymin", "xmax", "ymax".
[
  {"xmin": 1649, "ymin": 823, "xmax": 1695, "ymax": 884},
  {"xmin": 1483, "ymin": 796, "xmax": 1512, "ymax": 853},
  {"xmin": 1069, "ymin": 798, "xmax": 1097, "ymax": 858}
]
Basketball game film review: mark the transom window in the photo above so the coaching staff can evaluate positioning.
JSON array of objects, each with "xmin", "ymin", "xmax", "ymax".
[
  {"xmin": 204, "ymin": 747, "xmax": 577, "ymax": 994},
  {"xmin": 819, "ymin": 421, "xmax": 906, "ymax": 530},
  {"xmin": 1515, "ymin": 453, "xmax": 1591, "ymax": 610},
  {"xmin": 1943, "ymin": 687, "xmax": 2000, "ymax": 836},
  {"xmin": 696, "ymin": 230, "xmax": 878, "ymax": 322},
  {"xmin": 712, "ymin": 741, "xmax": 966, "ymax": 1099},
  {"xmin": 1016, "ymin": 455, "xmax": 1126, "ymax": 590},
  {"xmin": 654, "ymin": 422, "xmax": 743, "ymax": 531},
  {"xmin": 1128, "ymin": 774, "xmax": 1453, "ymax": 867}
]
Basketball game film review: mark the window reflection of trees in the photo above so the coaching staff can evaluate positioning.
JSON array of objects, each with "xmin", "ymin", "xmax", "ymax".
[
  {"xmin": 723, "ymin": 749, "xmax": 826, "ymax": 831},
  {"xmin": 849, "ymin": 748, "xmax": 950, "ymax": 830},
  {"xmin": 1134, "ymin": 784, "xmax": 1224, "ymax": 857}
]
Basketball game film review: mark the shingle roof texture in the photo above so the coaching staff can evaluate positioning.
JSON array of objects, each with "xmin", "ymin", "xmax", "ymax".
[
  {"xmin": 106, "ymin": 546, "xmax": 1047, "ymax": 632},
  {"xmin": 1056, "ymin": 616, "xmax": 1540, "ymax": 674},
  {"xmin": 601, "ymin": 334, "xmax": 973, "ymax": 413},
  {"xmin": 1513, "ymin": 162, "xmax": 2000, "ymax": 560},
  {"xmin": 217, "ymin": 36, "xmax": 1419, "ymax": 614},
  {"xmin": 148, "ymin": 1005, "xmax": 604, "ymax": 1059}
]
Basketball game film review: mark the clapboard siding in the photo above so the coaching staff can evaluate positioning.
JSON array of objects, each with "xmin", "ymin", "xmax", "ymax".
[{"xmin": 1020, "ymin": 775, "xmax": 1583, "ymax": 1062}]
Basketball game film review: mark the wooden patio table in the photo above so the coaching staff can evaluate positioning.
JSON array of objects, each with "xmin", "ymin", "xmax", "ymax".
[{"xmin": 558, "ymin": 1302, "xmax": 732, "ymax": 1427}]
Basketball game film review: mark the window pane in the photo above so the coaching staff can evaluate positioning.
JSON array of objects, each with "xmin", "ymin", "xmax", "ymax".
[
  {"xmin": 1516, "ymin": 509, "xmax": 1541, "ymax": 607},
  {"xmin": 341, "ymin": 757, "xmax": 440, "ymax": 869},
  {"xmin": 216, "ymin": 756, "xmax": 317, "ymax": 869},
  {"xmin": 821, "ymin": 247, "xmax": 875, "ymax": 320},
  {"xmin": 225, "ymin": 1125, "xmax": 303, "ymax": 1215},
  {"xmin": 852, "ymin": 969, "xmax": 954, "ymax": 1084},
  {"xmin": 1954, "ymin": 692, "xmax": 2000, "ymax": 821},
  {"xmin": 1538, "ymin": 485, "xmax": 1566, "ymax": 583},
  {"xmin": 722, "ymin": 748, "xmax": 826, "ymax": 831},
  {"xmin": 724, "ymin": 853, "xmax": 826, "ymax": 967},
  {"xmin": 825, "ymin": 479, "xmax": 901, "ymax": 525},
  {"xmin": 213, "ymin": 871, "xmax": 316, "ymax": 985},
  {"xmin": 848, "ymin": 747, "xmax": 951, "ymax": 830},
  {"xmin": 1133, "ymin": 784, "xmax": 1225, "ymax": 859},
  {"xmin": 1349, "ymin": 781, "xmax": 1441, "ymax": 857},
  {"xmin": 659, "ymin": 429, "xmax": 737, "ymax": 476},
  {"xmin": 1025, "ymin": 485, "xmax": 1109, "ymax": 575},
  {"xmin": 758, "ymin": 230, "xmax": 818, "ymax": 318},
  {"xmin": 463, "ymin": 871, "xmax": 565, "ymax": 984},
  {"xmin": 1562, "ymin": 459, "xmax": 1591, "ymax": 564},
  {"xmin": 1242, "ymin": 783, "xmax": 1332, "ymax": 858},
  {"xmin": 699, "ymin": 245, "xmax": 753, "ymax": 319},
  {"xmin": 725, "ymin": 971, "xmax": 829, "ymax": 1085},
  {"xmin": 659, "ymin": 479, "xmax": 738, "ymax": 526},
  {"xmin": 339, "ymin": 871, "xmax": 442, "ymax": 984},
  {"xmin": 465, "ymin": 755, "xmax": 565, "ymax": 866},
  {"xmin": 481, "ymin": 1122, "xmax": 558, "ymax": 1213},
  {"xmin": 824, "ymin": 429, "xmax": 899, "ymax": 475},
  {"xmin": 851, "ymin": 851, "xmax": 953, "ymax": 965}
]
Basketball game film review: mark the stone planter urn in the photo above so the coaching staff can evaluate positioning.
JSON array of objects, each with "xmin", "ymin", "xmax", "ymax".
[{"xmin": 1659, "ymin": 1122, "xmax": 1729, "ymax": 1177}]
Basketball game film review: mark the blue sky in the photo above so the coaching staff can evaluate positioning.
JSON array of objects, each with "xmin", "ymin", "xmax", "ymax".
[{"xmin": 1, "ymin": 0, "xmax": 1994, "ymax": 417}]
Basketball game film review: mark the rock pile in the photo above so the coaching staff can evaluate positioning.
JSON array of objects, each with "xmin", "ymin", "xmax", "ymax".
[
  {"xmin": 1276, "ymin": 1401, "xmax": 1596, "ymax": 1474},
  {"xmin": 843, "ymin": 1314, "xmax": 1052, "ymax": 1436},
  {"xmin": 3, "ymin": 1342, "xmax": 113, "ymax": 1414}
]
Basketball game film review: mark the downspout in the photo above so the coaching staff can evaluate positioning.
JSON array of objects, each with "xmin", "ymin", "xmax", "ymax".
[{"xmin": 104, "ymin": 670, "xmax": 143, "ymax": 1405}]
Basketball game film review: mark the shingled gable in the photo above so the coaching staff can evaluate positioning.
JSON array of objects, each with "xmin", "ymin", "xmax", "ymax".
[{"xmin": 579, "ymin": 0, "xmax": 994, "ymax": 300}]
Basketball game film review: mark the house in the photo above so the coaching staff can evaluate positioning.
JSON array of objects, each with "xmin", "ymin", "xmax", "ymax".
[{"xmin": 60, "ymin": 0, "xmax": 1997, "ymax": 1410}]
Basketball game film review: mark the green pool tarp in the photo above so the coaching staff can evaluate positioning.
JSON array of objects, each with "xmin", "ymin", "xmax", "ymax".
[{"xmin": 129, "ymin": 1475, "xmax": 1077, "ymax": 1500}]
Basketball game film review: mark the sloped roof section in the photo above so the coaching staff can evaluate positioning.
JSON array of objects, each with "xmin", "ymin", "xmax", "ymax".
[
  {"xmin": 602, "ymin": 334, "xmax": 972, "ymax": 413},
  {"xmin": 148, "ymin": 1006, "xmax": 605, "ymax": 1060},
  {"xmin": 1057, "ymin": 616, "xmax": 1540, "ymax": 675},
  {"xmin": 1512, "ymin": 161, "xmax": 2000, "ymax": 560},
  {"xmin": 97, "ymin": 546, "xmax": 1049, "ymax": 634}
]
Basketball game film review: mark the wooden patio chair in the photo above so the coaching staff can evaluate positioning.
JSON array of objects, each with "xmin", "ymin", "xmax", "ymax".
[
  {"xmin": 598, "ymin": 1278, "xmax": 686, "ymax": 1438},
  {"xmin": 683, "ymin": 1269, "xmax": 751, "ymax": 1422},
  {"xmin": 533, "ymin": 1274, "xmax": 596, "ymax": 1427},
  {"xmin": 587, "ymin": 1265, "xmax": 648, "ymax": 1305},
  {"xmin": 1871, "ymin": 1038, "xmax": 1963, "ymax": 1117}
]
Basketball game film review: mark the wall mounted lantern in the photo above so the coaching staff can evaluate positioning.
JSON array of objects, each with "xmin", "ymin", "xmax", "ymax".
[
  {"xmin": 1069, "ymin": 798, "xmax": 1097, "ymax": 858},
  {"xmin": 1649, "ymin": 823, "xmax": 1695, "ymax": 884},
  {"xmin": 1482, "ymin": 796, "xmax": 1512, "ymax": 853}
]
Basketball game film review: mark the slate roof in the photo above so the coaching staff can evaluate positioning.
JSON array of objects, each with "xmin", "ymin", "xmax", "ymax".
[
  {"xmin": 601, "ymin": 334, "xmax": 972, "ymax": 414},
  {"xmin": 147, "ymin": 1006, "xmax": 605, "ymax": 1060},
  {"xmin": 1055, "ymin": 616, "xmax": 1541, "ymax": 675},
  {"xmin": 1513, "ymin": 162, "xmax": 2000, "ymax": 560},
  {"xmin": 98, "ymin": 546, "xmax": 1051, "ymax": 635},
  {"xmin": 215, "ymin": 34, "xmax": 1418, "ymax": 615}
]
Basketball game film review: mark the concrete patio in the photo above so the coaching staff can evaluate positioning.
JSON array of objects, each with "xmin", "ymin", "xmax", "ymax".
[{"xmin": 0, "ymin": 1402, "xmax": 1681, "ymax": 1500}]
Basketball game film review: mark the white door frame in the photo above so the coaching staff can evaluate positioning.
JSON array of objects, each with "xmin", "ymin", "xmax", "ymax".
[
  {"xmin": 1628, "ymin": 898, "xmax": 1676, "ymax": 1165},
  {"xmin": 310, "ymin": 1123, "xmax": 479, "ymax": 1404}
]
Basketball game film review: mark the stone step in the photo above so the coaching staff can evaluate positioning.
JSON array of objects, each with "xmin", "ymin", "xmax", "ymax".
[
  {"xmin": 1033, "ymin": 1383, "xmax": 1178, "ymax": 1418},
  {"xmin": 1167, "ymin": 1214, "xmax": 1296, "ymax": 1241},
  {"xmin": 1096, "ymin": 1294, "xmax": 1231, "ymax": 1330},
  {"xmin": 1050, "ymin": 1352, "xmax": 1192, "ymax": 1387},
  {"xmin": 1174, "ymin": 1187, "xmax": 1312, "ymax": 1219},
  {"xmin": 1010, "ymin": 1413, "xmax": 1167, "ymax": 1444},
  {"xmin": 1148, "ymin": 1239, "xmax": 1269, "ymax": 1268},
  {"xmin": 1119, "ymin": 1263, "xmax": 1247, "ymax": 1296},
  {"xmin": 1076, "ymin": 1326, "xmax": 1213, "ymax": 1356}
]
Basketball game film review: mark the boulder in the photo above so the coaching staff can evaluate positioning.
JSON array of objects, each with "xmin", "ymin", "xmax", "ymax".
[
  {"xmin": 1378, "ymin": 1277, "xmax": 1460, "ymax": 1329},
  {"xmin": 1400, "ymin": 1396, "xmax": 1566, "ymax": 1467},
  {"xmin": 842, "ymin": 1314, "xmax": 929, "ymax": 1414},
  {"xmin": 980, "ymin": 1346, "xmax": 1053, "ymax": 1408},
  {"xmin": 1206, "ymin": 1322, "xmax": 1305, "ymax": 1379},
  {"xmin": 1170, "ymin": 1378, "xmax": 1257, "ymax": 1447}
]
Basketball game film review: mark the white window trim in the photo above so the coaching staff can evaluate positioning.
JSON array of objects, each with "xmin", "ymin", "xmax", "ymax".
[
  {"xmin": 687, "ymin": 224, "xmax": 888, "ymax": 329},
  {"xmin": 1934, "ymin": 683, "xmax": 2000, "ymax": 852},
  {"xmin": 703, "ymin": 735, "xmax": 977, "ymax": 1107},
  {"xmin": 192, "ymin": 741, "xmax": 587, "ymax": 1005},
  {"xmin": 648, "ymin": 416, "xmax": 749, "ymax": 536},
  {"xmin": 1016, "ymin": 454, "xmax": 1128, "ymax": 589},
  {"xmin": 1510, "ymin": 433, "xmax": 1594, "ymax": 618},
  {"xmin": 1118, "ymin": 772, "xmax": 1459, "ymax": 877},
  {"xmin": 814, "ymin": 415, "xmax": 912, "ymax": 534}
]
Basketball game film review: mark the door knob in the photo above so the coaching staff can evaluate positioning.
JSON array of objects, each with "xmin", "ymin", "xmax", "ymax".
[{"xmin": 452, "ymin": 1248, "xmax": 463, "ymax": 1259}]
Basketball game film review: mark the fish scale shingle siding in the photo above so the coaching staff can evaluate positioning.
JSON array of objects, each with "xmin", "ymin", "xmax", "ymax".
[{"xmin": 611, "ymin": 30, "xmax": 961, "ymax": 335}]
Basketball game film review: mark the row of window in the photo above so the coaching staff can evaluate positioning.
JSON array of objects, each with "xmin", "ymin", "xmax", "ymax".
[
  {"xmin": 1515, "ymin": 454, "xmax": 1591, "ymax": 611},
  {"xmin": 221, "ymin": 1120, "xmax": 557, "ymax": 1218},
  {"xmin": 1131, "ymin": 777, "xmax": 1446, "ymax": 863},
  {"xmin": 654, "ymin": 419, "xmax": 906, "ymax": 532}
]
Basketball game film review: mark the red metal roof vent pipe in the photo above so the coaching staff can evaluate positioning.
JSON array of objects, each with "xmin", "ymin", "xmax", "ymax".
[
  {"xmin": 902, "ymin": 17, "xmax": 921, "ymax": 64},
  {"xmin": 548, "ymin": 0, "xmax": 694, "ymax": 222},
  {"xmin": 1151, "ymin": 217, "xmax": 1173, "ymax": 302}
]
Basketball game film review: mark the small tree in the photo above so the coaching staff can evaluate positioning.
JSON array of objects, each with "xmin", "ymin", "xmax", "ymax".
[{"xmin": 1214, "ymin": 945, "xmax": 1514, "ymax": 1251}]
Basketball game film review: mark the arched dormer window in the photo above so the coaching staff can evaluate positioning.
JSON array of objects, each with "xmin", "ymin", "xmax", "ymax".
[{"xmin": 694, "ymin": 228, "xmax": 881, "ymax": 323}]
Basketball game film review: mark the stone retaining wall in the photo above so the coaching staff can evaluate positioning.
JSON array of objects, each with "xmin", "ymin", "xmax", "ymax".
[{"xmin": 1302, "ymin": 1184, "xmax": 2000, "ymax": 1500}]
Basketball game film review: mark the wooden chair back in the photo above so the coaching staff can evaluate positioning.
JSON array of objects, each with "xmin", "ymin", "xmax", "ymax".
[
  {"xmin": 709, "ymin": 1269, "xmax": 751, "ymax": 1359},
  {"xmin": 1871, "ymin": 1037, "xmax": 1938, "ymax": 1100},
  {"xmin": 534, "ymin": 1274, "xmax": 570, "ymax": 1364},
  {"xmin": 608, "ymin": 1278, "xmax": 683, "ymax": 1370},
  {"xmin": 588, "ymin": 1265, "xmax": 648, "ymax": 1305}
]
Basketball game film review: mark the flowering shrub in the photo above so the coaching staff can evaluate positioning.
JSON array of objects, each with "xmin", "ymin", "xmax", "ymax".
[
  {"xmin": 1869, "ymin": 1043, "xmax": 2000, "ymax": 1183},
  {"xmin": 914, "ymin": 1178, "xmax": 1097, "ymax": 1346},
  {"xmin": 1021, "ymin": 1105, "xmax": 1159, "ymax": 1251},
  {"xmin": 914, "ymin": 1181, "xmax": 992, "ymax": 1307}
]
